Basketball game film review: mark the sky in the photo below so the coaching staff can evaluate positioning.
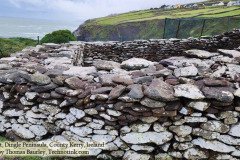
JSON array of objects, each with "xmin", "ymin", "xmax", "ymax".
[{"xmin": 0, "ymin": 0, "xmax": 204, "ymax": 22}]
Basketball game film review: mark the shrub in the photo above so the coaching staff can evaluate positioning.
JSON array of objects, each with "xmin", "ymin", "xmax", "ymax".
[
  {"xmin": 0, "ymin": 38, "xmax": 36, "ymax": 57},
  {"xmin": 40, "ymin": 30, "xmax": 76, "ymax": 44}
]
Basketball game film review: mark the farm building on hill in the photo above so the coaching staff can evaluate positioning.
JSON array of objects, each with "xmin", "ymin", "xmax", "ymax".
[
  {"xmin": 212, "ymin": 2, "xmax": 225, "ymax": 6},
  {"xmin": 184, "ymin": 4, "xmax": 199, "ymax": 9},
  {"xmin": 227, "ymin": 1, "xmax": 240, "ymax": 6}
]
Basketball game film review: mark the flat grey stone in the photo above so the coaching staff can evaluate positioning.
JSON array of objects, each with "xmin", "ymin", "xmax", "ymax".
[
  {"xmin": 144, "ymin": 79, "xmax": 176, "ymax": 101},
  {"xmin": 12, "ymin": 124, "xmax": 35, "ymax": 139},
  {"xmin": 120, "ymin": 131, "xmax": 172, "ymax": 145},
  {"xmin": 174, "ymin": 84, "xmax": 205, "ymax": 99}
]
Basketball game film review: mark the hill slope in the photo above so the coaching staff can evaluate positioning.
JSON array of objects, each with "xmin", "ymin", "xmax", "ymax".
[{"xmin": 74, "ymin": 5, "xmax": 240, "ymax": 41}]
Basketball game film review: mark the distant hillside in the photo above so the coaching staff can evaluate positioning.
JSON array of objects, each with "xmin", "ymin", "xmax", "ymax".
[{"xmin": 74, "ymin": 4, "xmax": 240, "ymax": 41}]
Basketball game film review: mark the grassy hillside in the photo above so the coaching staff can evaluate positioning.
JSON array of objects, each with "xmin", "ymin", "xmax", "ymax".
[
  {"xmin": 0, "ymin": 38, "xmax": 37, "ymax": 57},
  {"xmin": 75, "ymin": 5, "xmax": 240, "ymax": 41},
  {"xmin": 87, "ymin": 6, "xmax": 240, "ymax": 25}
]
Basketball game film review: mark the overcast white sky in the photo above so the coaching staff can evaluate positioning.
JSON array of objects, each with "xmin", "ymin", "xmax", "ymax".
[{"xmin": 0, "ymin": 0, "xmax": 205, "ymax": 21}]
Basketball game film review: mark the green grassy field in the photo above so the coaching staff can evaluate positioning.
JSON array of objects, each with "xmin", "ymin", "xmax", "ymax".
[
  {"xmin": 87, "ymin": 6, "xmax": 240, "ymax": 26},
  {"xmin": 0, "ymin": 37, "xmax": 37, "ymax": 57}
]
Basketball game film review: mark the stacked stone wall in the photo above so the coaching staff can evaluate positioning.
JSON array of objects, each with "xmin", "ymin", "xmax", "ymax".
[
  {"xmin": 1, "ymin": 31, "xmax": 240, "ymax": 159},
  {"xmin": 82, "ymin": 29, "xmax": 240, "ymax": 65}
]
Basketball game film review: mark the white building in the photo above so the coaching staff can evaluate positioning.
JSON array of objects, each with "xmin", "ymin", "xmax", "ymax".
[
  {"xmin": 212, "ymin": 2, "xmax": 225, "ymax": 6},
  {"xmin": 165, "ymin": 5, "xmax": 174, "ymax": 9},
  {"xmin": 227, "ymin": 1, "xmax": 240, "ymax": 6}
]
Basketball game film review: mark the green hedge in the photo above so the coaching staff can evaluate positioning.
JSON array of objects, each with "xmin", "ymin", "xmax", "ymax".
[{"xmin": 41, "ymin": 30, "xmax": 76, "ymax": 44}]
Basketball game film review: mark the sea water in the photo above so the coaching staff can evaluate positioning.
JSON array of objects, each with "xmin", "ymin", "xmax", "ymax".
[{"xmin": 0, "ymin": 16, "xmax": 81, "ymax": 39}]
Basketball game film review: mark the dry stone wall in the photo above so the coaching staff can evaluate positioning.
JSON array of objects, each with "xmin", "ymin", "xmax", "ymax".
[
  {"xmin": 82, "ymin": 29, "xmax": 240, "ymax": 65},
  {"xmin": 1, "ymin": 31, "xmax": 240, "ymax": 159}
]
